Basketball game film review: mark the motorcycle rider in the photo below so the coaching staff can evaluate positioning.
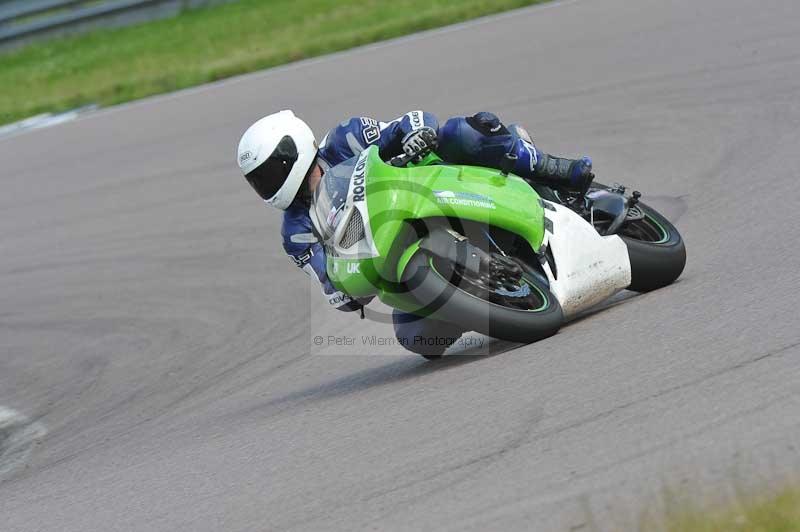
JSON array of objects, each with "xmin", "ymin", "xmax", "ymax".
[{"xmin": 237, "ymin": 110, "xmax": 593, "ymax": 356}]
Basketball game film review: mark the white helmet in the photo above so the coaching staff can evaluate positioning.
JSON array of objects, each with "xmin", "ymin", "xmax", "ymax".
[{"xmin": 237, "ymin": 110, "xmax": 317, "ymax": 210}]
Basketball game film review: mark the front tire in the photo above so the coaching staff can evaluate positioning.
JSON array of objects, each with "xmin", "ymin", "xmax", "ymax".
[{"xmin": 404, "ymin": 252, "xmax": 563, "ymax": 344}]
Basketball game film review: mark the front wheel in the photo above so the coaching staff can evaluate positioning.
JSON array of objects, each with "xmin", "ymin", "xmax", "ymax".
[
  {"xmin": 404, "ymin": 252, "xmax": 563, "ymax": 344},
  {"xmin": 619, "ymin": 201, "xmax": 686, "ymax": 292}
]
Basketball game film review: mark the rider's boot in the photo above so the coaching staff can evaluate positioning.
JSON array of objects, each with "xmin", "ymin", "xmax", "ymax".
[{"xmin": 533, "ymin": 153, "xmax": 595, "ymax": 194}]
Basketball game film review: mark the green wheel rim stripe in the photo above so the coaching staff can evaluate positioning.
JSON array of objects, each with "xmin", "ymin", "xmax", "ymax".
[
  {"xmin": 428, "ymin": 257, "xmax": 550, "ymax": 313},
  {"xmin": 647, "ymin": 214, "xmax": 671, "ymax": 244}
]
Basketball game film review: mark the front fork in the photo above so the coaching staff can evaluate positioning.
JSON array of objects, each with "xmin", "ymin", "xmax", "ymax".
[{"xmin": 402, "ymin": 228, "xmax": 524, "ymax": 291}]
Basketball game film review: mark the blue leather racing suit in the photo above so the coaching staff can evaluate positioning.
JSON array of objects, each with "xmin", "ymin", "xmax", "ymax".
[{"xmin": 283, "ymin": 111, "xmax": 550, "ymax": 356}]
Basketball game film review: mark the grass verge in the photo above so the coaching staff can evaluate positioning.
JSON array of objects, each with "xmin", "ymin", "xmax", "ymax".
[
  {"xmin": 0, "ymin": 0, "xmax": 547, "ymax": 126},
  {"xmin": 665, "ymin": 486, "xmax": 800, "ymax": 532}
]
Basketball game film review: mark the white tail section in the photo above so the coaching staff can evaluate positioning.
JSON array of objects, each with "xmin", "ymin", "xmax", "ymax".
[{"xmin": 540, "ymin": 202, "xmax": 632, "ymax": 317}]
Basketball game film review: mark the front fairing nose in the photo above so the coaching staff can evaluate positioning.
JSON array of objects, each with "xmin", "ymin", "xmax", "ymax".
[{"xmin": 310, "ymin": 156, "xmax": 358, "ymax": 241}]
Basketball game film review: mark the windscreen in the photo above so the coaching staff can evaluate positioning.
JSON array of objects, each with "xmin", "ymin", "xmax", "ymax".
[{"xmin": 311, "ymin": 157, "xmax": 358, "ymax": 243}]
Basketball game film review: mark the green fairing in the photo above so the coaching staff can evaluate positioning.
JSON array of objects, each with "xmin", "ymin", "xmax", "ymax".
[{"xmin": 325, "ymin": 146, "xmax": 546, "ymax": 310}]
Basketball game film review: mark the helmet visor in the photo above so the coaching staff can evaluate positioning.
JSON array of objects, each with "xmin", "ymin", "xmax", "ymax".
[{"xmin": 245, "ymin": 135, "xmax": 299, "ymax": 201}]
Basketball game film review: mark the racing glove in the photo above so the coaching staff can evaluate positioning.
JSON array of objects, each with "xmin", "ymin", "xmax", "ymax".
[{"xmin": 401, "ymin": 127, "xmax": 438, "ymax": 161}]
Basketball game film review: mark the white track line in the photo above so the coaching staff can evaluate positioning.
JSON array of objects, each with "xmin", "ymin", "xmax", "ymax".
[
  {"xmin": 0, "ymin": 105, "xmax": 98, "ymax": 140},
  {"xmin": 0, "ymin": 406, "xmax": 47, "ymax": 481}
]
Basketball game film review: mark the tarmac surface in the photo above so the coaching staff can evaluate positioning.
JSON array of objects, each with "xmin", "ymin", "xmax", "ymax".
[{"xmin": 2, "ymin": 0, "xmax": 800, "ymax": 529}]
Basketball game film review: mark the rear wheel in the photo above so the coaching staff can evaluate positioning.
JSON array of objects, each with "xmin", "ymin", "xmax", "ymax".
[
  {"xmin": 584, "ymin": 183, "xmax": 686, "ymax": 292},
  {"xmin": 619, "ymin": 201, "xmax": 686, "ymax": 292},
  {"xmin": 405, "ymin": 252, "xmax": 563, "ymax": 344}
]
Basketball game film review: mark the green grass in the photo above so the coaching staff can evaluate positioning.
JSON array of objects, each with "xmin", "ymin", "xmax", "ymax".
[
  {"xmin": 0, "ymin": 0, "xmax": 546, "ymax": 126},
  {"xmin": 665, "ymin": 486, "xmax": 800, "ymax": 532}
]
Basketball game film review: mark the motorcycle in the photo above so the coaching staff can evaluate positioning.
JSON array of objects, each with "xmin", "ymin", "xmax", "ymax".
[{"xmin": 310, "ymin": 146, "xmax": 686, "ymax": 355}]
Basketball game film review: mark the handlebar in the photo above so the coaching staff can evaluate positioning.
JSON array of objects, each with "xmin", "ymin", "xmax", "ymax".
[{"xmin": 388, "ymin": 152, "xmax": 416, "ymax": 167}]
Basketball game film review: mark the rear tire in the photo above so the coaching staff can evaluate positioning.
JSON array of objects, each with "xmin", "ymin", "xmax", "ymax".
[
  {"xmin": 404, "ymin": 252, "xmax": 563, "ymax": 344},
  {"xmin": 620, "ymin": 202, "xmax": 686, "ymax": 292}
]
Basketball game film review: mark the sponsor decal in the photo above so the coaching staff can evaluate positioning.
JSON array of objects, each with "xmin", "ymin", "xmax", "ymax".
[
  {"xmin": 239, "ymin": 150, "xmax": 253, "ymax": 165},
  {"xmin": 290, "ymin": 248, "xmax": 314, "ymax": 266},
  {"xmin": 326, "ymin": 205, "xmax": 345, "ymax": 229},
  {"xmin": 433, "ymin": 190, "xmax": 496, "ymax": 210},
  {"xmin": 350, "ymin": 151, "xmax": 368, "ymax": 202},
  {"xmin": 409, "ymin": 111, "xmax": 423, "ymax": 130},
  {"xmin": 328, "ymin": 292, "xmax": 352, "ymax": 306},
  {"xmin": 522, "ymin": 140, "xmax": 538, "ymax": 171},
  {"xmin": 360, "ymin": 117, "xmax": 380, "ymax": 144},
  {"xmin": 363, "ymin": 128, "xmax": 380, "ymax": 144}
]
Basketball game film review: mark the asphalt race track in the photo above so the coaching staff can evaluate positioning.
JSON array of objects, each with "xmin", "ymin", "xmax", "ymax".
[{"xmin": 2, "ymin": 0, "xmax": 800, "ymax": 529}]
